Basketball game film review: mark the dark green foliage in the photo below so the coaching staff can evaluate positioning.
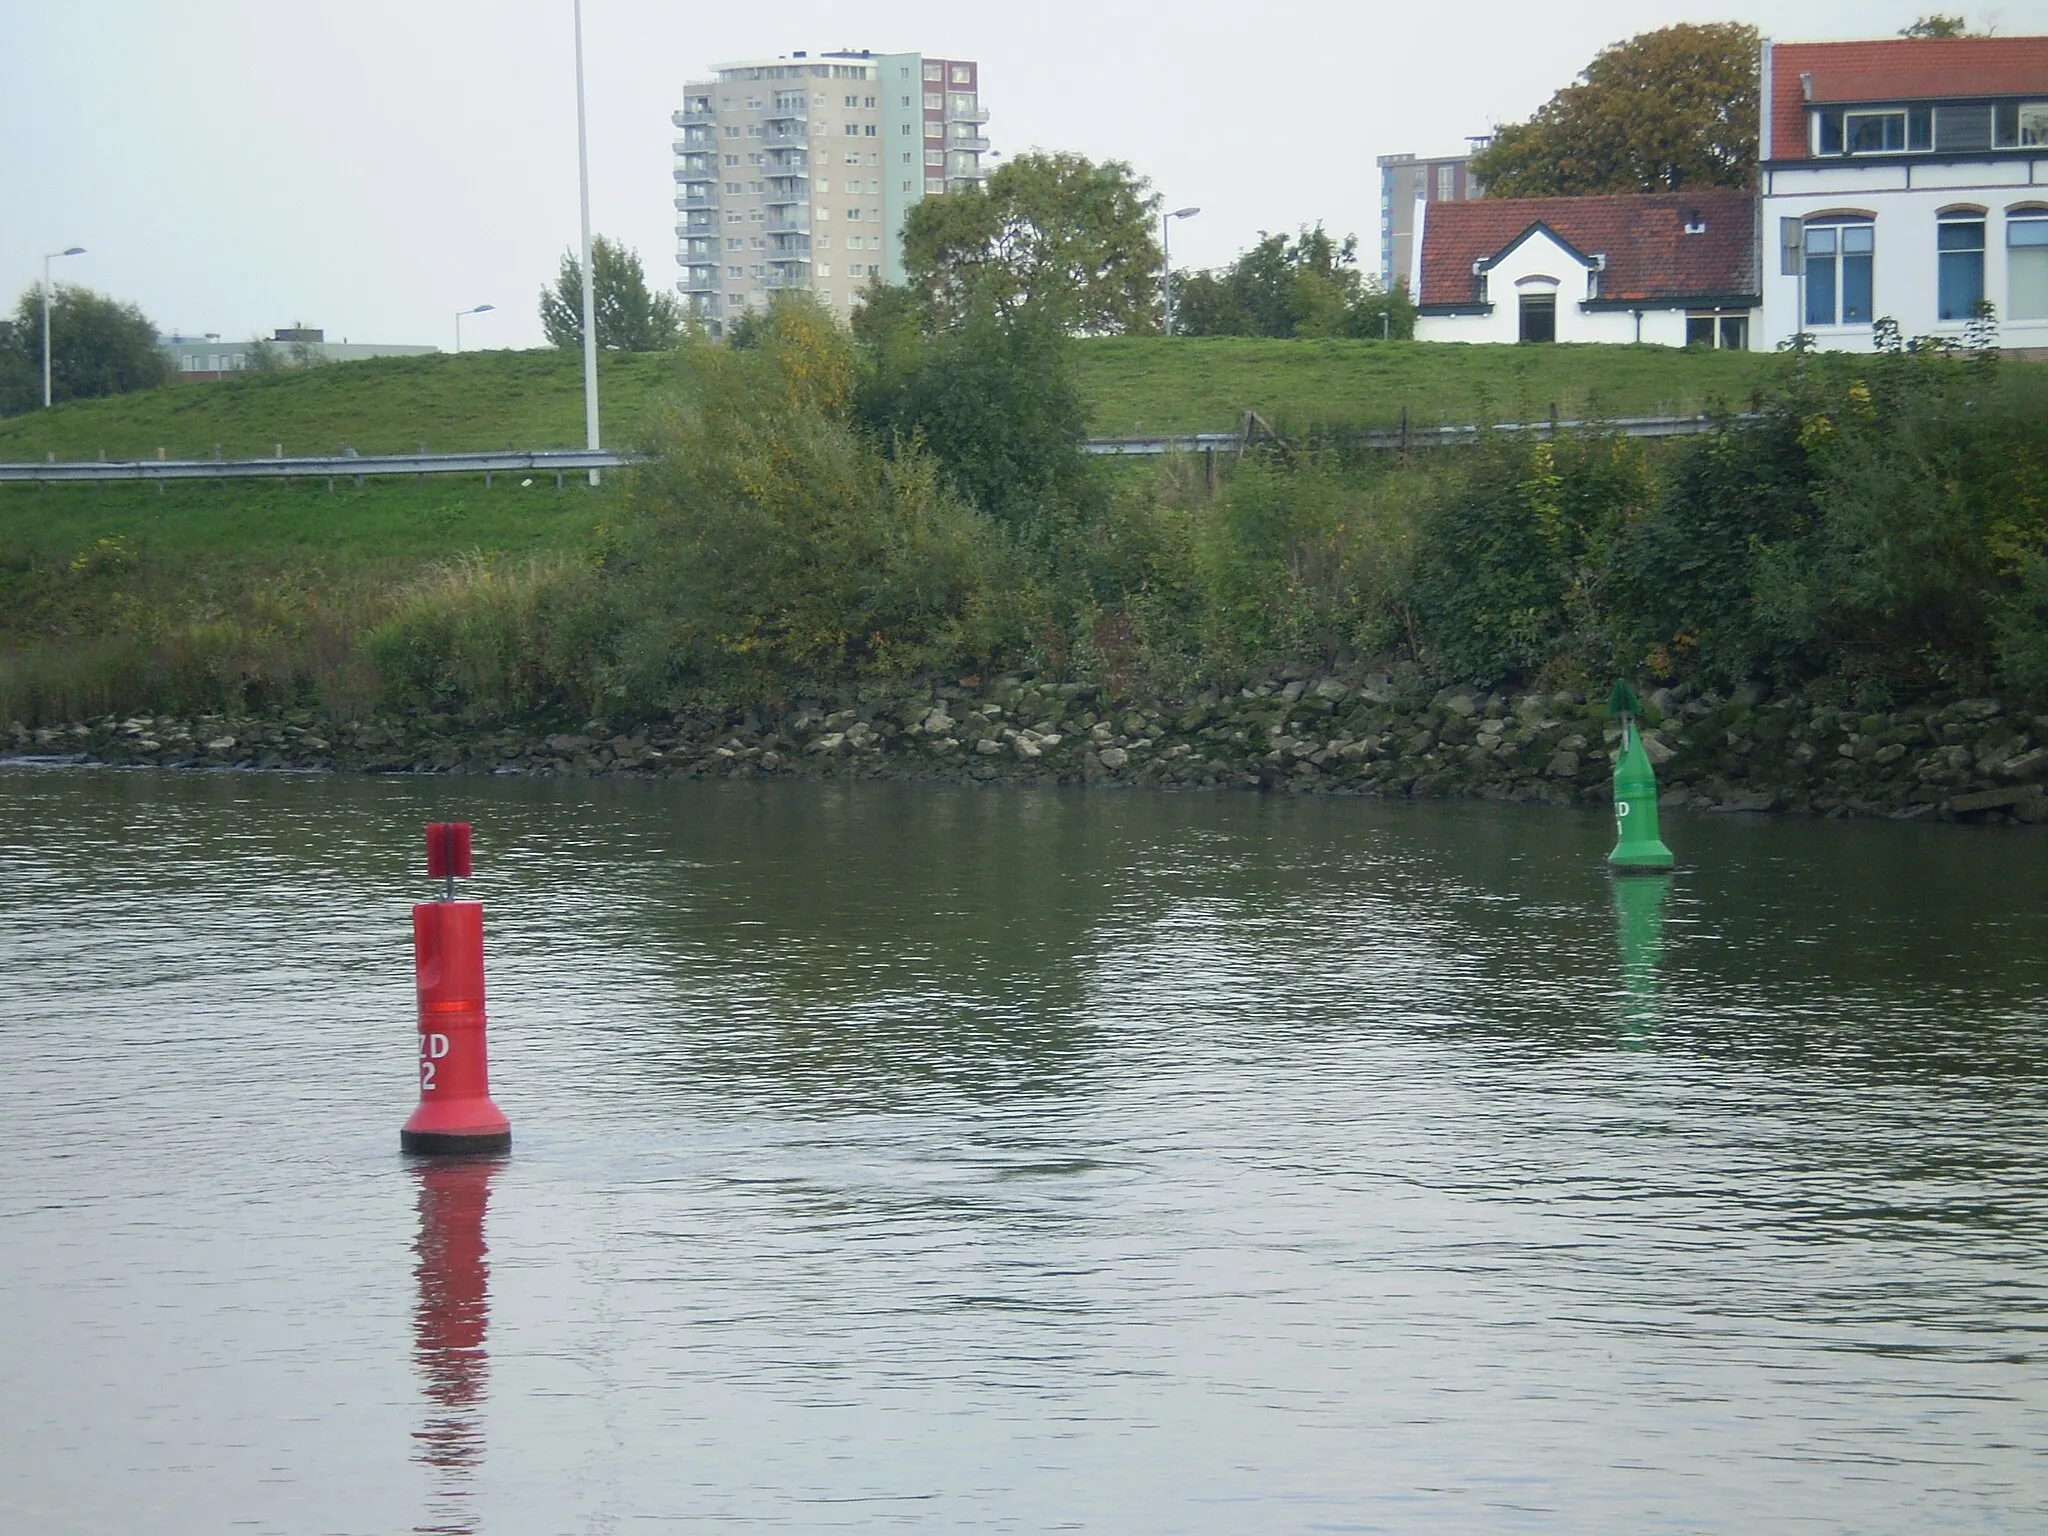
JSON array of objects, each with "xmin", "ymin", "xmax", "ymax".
[
  {"xmin": 1173, "ymin": 228, "xmax": 1415, "ymax": 340},
  {"xmin": 1900, "ymin": 15, "xmax": 1970, "ymax": 38},
  {"xmin": 899, "ymin": 152, "xmax": 1162, "ymax": 334},
  {"xmin": 0, "ymin": 284, "xmax": 169, "ymax": 416},
  {"xmin": 539, "ymin": 236, "xmax": 683, "ymax": 352},
  {"xmin": 853, "ymin": 296, "xmax": 1097, "ymax": 545},
  {"xmin": 1407, "ymin": 352, "xmax": 2048, "ymax": 700},
  {"xmin": 1409, "ymin": 435, "xmax": 1651, "ymax": 684},
  {"xmin": 618, "ymin": 298, "xmax": 1028, "ymax": 699},
  {"xmin": 1609, "ymin": 407, "xmax": 1817, "ymax": 683}
]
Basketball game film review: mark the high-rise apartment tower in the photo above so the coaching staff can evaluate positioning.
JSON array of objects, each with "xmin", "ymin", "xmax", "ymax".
[
  {"xmin": 1378, "ymin": 148, "xmax": 1486, "ymax": 290},
  {"xmin": 673, "ymin": 49, "xmax": 990, "ymax": 335}
]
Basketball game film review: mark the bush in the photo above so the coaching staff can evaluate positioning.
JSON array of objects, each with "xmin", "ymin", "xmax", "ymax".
[
  {"xmin": 363, "ymin": 555, "xmax": 622, "ymax": 719},
  {"xmin": 854, "ymin": 294, "xmax": 1099, "ymax": 547},
  {"xmin": 618, "ymin": 299, "xmax": 1029, "ymax": 701},
  {"xmin": 1408, "ymin": 435, "xmax": 1649, "ymax": 684}
]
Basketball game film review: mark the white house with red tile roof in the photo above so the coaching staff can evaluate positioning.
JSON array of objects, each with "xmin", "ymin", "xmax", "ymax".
[
  {"xmin": 1413, "ymin": 190, "xmax": 1758, "ymax": 347},
  {"xmin": 1760, "ymin": 35, "xmax": 2048, "ymax": 352}
]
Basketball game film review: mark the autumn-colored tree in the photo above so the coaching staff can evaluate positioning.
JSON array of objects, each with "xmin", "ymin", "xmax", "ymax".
[
  {"xmin": 899, "ymin": 152, "xmax": 1162, "ymax": 334},
  {"xmin": 1471, "ymin": 23, "xmax": 1760, "ymax": 198}
]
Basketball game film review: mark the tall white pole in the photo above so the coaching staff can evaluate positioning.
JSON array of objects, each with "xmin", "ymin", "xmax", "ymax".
[
  {"xmin": 42, "ymin": 254, "xmax": 54, "ymax": 409},
  {"xmin": 41, "ymin": 247, "xmax": 85, "ymax": 409},
  {"xmin": 574, "ymin": 0, "xmax": 601, "ymax": 486},
  {"xmin": 1162, "ymin": 216, "xmax": 1173, "ymax": 337}
]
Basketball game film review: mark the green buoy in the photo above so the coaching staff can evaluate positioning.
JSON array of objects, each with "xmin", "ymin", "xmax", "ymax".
[{"xmin": 1608, "ymin": 679, "xmax": 1674, "ymax": 871}]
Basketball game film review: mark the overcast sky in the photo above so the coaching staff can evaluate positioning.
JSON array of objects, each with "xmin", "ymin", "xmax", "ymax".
[{"xmin": 5, "ymin": 0, "xmax": 2044, "ymax": 350}]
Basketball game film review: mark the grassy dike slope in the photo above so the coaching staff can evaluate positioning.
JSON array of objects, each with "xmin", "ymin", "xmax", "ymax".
[
  {"xmin": 1078, "ymin": 336, "xmax": 1784, "ymax": 436},
  {"xmin": 0, "ymin": 338, "xmax": 1788, "ymax": 466},
  {"xmin": 0, "ymin": 348, "xmax": 683, "ymax": 462},
  {"xmin": 0, "ymin": 337, "xmax": 1792, "ymax": 629}
]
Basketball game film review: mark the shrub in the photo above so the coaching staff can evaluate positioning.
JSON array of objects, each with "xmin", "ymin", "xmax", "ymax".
[
  {"xmin": 363, "ymin": 555, "xmax": 622, "ymax": 719},
  {"xmin": 619, "ymin": 300, "xmax": 1029, "ymax": 701}
]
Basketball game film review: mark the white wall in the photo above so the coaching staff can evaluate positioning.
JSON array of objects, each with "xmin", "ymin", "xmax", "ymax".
[
  {"xmin": 1760, "ymin": 158, "xmax": 2048, "ymax": 353},
  {"xmin": 1415, "ymin": 228, "xmax": 1722, "ymax": 347}
]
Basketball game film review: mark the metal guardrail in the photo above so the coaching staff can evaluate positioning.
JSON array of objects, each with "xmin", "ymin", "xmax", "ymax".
[
  {"xmin": 0, "ymin": 414, "xmax": 1768, "ymax": 483},
  {"xmin": 1082, "ymin": 412, "xmax": 1763, "ymax": 457},
  {"xmin": 0, "ymin": 448, "xmax": 627, "ymax": 485}
]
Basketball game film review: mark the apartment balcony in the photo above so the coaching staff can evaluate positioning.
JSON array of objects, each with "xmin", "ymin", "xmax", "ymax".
[
  {"xmin": 764, "ymin": 271, "xmax": 813, "ymax": 291},
  {"xmin": 673, "ymin": 192, "xmax": 715, "ymax": 211},
  {"xmin": 766, "ymin": 153, "xmax": 808, "ymax": 173},
  {"xmin": 945, "ymin": 105, "xmax": 991, "ymax": 124},
  {"xmin": 763, "ymin": 124, "xmax": 809, "ymax": 146},
  {"xmin": 764, "ymin": 181, "xmax": 809, "ymax": 206},
  {"xmin": 946, "ymin": 134, "xmax": 990, "ymax": 153},
  {"xmin": 767, "ymin": 241, "xmax": 812, "ymax": 259},
  {"xmin": 765, "ymin": 211, "xmax": 811, "ymax": 233},
  {"xmin": 671, "ymin": 106, "xmax": 713, "ymax": 126},
  {"xmin": 762, "ymin": 109, "xmax": 807, "ymax": 130},
  {"xmin": 677, "ymin": 268, "xmax": 720, "ymax": 292}
]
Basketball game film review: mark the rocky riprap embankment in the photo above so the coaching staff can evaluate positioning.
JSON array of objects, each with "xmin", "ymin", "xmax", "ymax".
[{"xmin": 8, "ymin": 666, "xmax": 2047, "ymax": 824}]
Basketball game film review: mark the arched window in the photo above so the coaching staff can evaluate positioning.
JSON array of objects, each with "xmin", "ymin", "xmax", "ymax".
[
  {"xmin": 1805, "ymin": 217, "xmax": 1873, "ymax": 326},
  {"xmin": 2010, "ymin": 207, "xmax": 2048, "ymax": 320},
  {"xmin": 1938, "ymin": 214, "xmax": 1987, "ymax": 321}
]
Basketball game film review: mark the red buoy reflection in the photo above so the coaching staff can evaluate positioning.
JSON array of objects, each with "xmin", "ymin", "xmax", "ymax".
[{"xmin": 411, "ymin": 1156, "xmax": 500, "ymax": 1535}]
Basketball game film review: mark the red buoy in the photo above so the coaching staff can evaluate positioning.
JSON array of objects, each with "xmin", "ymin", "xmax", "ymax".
[{"xmin": 402, "ymin": 824, "xmax": 510, "ymax": 1155}]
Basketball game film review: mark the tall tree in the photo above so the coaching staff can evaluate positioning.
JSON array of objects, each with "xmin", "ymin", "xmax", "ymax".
[
  {"xmin": 1901, "ymin": 15, "xmax": 1970, "ymax": 37},
  {"xmin": 900, "ymin": 152, "xmax": 1162, "ymax": 334},
  {"xmin": 539, "ymin": 236, "xmax": 683, "ymax": 351},
  {"xmin": 1470, "ymin": 24, "xmax": 1760, "ymax": 197},
  {"xmin": 0, "ymin": 284, "xmax": 170, "ymax": 416}
]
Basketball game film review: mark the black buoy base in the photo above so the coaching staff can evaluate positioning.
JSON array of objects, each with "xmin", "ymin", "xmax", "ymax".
[{"xmin": 401, "ymin": 1128, "xmax": 512, "ymax": 1156}]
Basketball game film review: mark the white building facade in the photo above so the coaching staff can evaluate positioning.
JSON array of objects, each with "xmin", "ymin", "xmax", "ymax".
[
  {"xmin": 1758, "ymin": 36, "xmax": 2048, "ymax": 353},
  {"xmin": 672, "ymin": 49, "xmax": 989, "ymax": 336}
]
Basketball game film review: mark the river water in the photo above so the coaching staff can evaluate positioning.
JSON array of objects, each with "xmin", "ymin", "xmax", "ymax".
[{"xmin": 1, "ymin": 765, "xmax": 2043, "ymax": 1534}]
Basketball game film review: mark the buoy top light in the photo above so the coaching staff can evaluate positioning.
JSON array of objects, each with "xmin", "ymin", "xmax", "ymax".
[{"xmin": 426, "ymin": 822, "xmax": 472, "ymax": 900}]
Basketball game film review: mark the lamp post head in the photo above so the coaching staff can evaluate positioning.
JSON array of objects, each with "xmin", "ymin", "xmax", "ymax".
[
  {"xmin": 1167, "ymin": 207, "xmax": 1200, "ymax": 221},
  {"xmin": 474, "ymin": 304, "xmax": 495, "ymax": 315},
  {"xmin": 61, "ymin": 246, "xmax": 85, "ymax": 256}
]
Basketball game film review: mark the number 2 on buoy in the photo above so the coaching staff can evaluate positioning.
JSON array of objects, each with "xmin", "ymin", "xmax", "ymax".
[{"xmin": 419, "ymin": 1031, "xmax": 451, "ymax": 1092}]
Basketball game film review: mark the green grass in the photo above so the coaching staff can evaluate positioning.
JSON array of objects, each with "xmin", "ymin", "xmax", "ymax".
[
  {"xmin": 0, "ymin": 348, "xmax": 686, "ymax": 463},
  {"xmin": 0, "ymin": 338, "xmax": 1801, "ymax": 467},
  {"xmin": 0, "ymin": 475, "xmax": 621, "ymax": 649},
  {"xmin": 1076, "ymin": 336, "xmax": 1791, "ymax": 437}
]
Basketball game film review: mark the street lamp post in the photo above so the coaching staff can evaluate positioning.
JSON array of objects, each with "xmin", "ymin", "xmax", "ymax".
[
  {"xmin": 573, "ymin": 0, "xmax": 601, "ymax": 486},
  {"xmin": 1161, "ymin": 208, "xmax": 1199, "ymax": 337},
  {"xmin": 455, "ymin": 304, "xmax": 496, "ymax": 352},
  {"xmin": 42, "ymin": 247, "xmax": 85, "ymax": 408}
]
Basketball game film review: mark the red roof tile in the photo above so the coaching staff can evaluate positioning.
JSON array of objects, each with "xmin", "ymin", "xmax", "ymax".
[
  {"xmin": 1768, "ymin": 37, "xmax": 2048, "ymax": 161},
  {"xmin": 1417, "ymin": 192, "xmax": 1757, "ymax": 310}
]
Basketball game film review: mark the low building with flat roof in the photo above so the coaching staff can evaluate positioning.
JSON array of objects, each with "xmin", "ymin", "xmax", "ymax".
[{"xmin": 159, "ymin": 329, "xmax": 437, "ymax": 381}]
